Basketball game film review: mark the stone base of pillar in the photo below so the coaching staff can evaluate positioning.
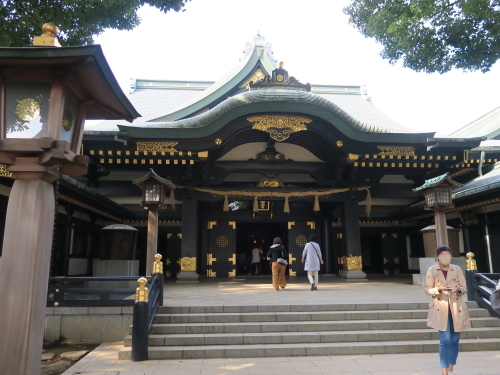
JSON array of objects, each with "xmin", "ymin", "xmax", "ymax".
[
  {"xmin": 176, "ymin": 271, "xmax": 200, "ymax": 282},
  {"xmin": 340, "ymin": 270, "xmax": 367, "ymax": 279}
]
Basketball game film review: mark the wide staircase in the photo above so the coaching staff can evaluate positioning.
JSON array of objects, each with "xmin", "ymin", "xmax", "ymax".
[{"xmin": 119, "ymin": 301, "xmax": 500, "ymax": 359}]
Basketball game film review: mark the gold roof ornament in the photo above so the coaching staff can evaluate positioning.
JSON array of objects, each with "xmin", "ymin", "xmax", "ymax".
[
  {"xmin": 279, "ymin": 61, "xmax": 284, "ymax": 68},
  {"xmin": 33, "ymin": 23, "xmax": 62, "ymax": 47}
]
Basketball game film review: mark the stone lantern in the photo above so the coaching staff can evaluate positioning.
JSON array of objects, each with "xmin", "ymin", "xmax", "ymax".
[
  {"xmin": 413, "ymin": 173, "xmax": 462, "ymax": 247},
  {"xmin": 0, "ymin": 24, "xmax": 140, "ymax": 375},
  {"xmin": 133, "ymin": 169, "xmax": 175, "ymax": 273}
]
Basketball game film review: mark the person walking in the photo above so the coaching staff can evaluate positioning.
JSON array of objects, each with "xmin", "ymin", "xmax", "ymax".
[
  {"xmin": 425, "ymin": 245, "xmax": 471, "ymax": 375},
  {"xmin": 251, "ymin": 244, "xmax": 263, "ymax": 275},
  {"xmin": 301, "ymin": 233, "xmax": 324, "ymax": 291},
  {"xmin": 267, "ymin": 237, "xmax": 287, "ymax": 291}
]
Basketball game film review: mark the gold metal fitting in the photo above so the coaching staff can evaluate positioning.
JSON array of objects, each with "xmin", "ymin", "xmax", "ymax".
[
  {"xmin": 153, "ymin": 253, "xmax": 163, "ymax": 274},
  {"xmin": 33, "ymin": 22, "xmax": 61, "ymax": 47},
  {"xmin": 54, "ymin": 302, "xmax": 59, "ymax": 307},
  {"xmin": 135, "ymin": 277, "xmax": 149, "ymax": 303},
  {"xmin": 466, "ymin": 252, "xmax": 477, "ymax": 271}
]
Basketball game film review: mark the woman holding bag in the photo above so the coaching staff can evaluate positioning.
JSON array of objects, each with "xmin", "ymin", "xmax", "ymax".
[
  {"xmin": 267, "ymin": 237, "xmax": 287, "ymax": 291},
  {"xmin": 301, "ymin": 233, "xmax": 324, "ymax": 291},
  {"xmin": 425, "ymin": 245, "xmax": 471, "ymax": 375}
]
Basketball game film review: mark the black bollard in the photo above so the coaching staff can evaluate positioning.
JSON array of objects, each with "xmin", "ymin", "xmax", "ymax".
[{"xmin": 131, "ymin": 277, "xmax": 149, "ymax": 361}]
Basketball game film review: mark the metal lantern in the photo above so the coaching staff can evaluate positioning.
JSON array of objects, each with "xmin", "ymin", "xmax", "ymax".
[
  {"xmin": 414, "ymin": 173, "xmax": 462, "ymax": 210},
  {"xmin": 133, "ymin": 168, "xmax": 175, "ymax": 208}
]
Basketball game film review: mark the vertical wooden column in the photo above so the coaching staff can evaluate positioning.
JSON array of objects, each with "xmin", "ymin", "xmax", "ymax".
[
  {"xmin": 146, "ymin": 208, "xmax": 159, "ymax": 275},
  {"xmin": 0, "ymin": 180, "xmax": 56, "ymax": 375},
  {"xmin": 340, "ymin": 199, "xmax": 366, "ymax": 279},
  {"xmin": 177, "ymin": 195, "xmax": 199, "ymax": 281},
  {"xmin": 321, "ymin": 219, "xmax": 333, "ymax": 274},
  {"xmin": 434, "ymin": 210, "xmax": 449, "ymax": 247}
]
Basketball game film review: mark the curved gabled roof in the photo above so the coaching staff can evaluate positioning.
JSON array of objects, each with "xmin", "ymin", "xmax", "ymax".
[
  {"xmin": 119, "ymin": 89, "xmax": 434, "ymax": 143},
  {"xmin": 449, "ymin": 105, "xmax": 500, "ymax": 139}
]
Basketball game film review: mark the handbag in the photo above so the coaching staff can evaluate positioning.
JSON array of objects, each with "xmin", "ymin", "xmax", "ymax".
[
  {"xmin": 490, "ymin": 288, "xmax": 500, "ymax": 314},
  {"xmin": 276, "ymin": 245, "xmax": 288, "ymax": 265}
]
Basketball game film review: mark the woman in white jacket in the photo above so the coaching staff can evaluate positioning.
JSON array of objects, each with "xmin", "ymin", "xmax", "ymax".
[{"xmin": 301, "ymin": 233, "xmax": 324, "ymax": 291}]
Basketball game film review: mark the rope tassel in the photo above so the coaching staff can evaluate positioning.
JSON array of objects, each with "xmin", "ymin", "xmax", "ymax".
[
  {"xmin": 284, "ymin": 196, "xmax": 290, "ymax": 213},
  {"xmin": 223, "ymin": 195, "xmax": 229, "ymax": 211},
  {"xmin": 313, "ymin": 195, "xmax": 320, "ymax": 212},
  {"xmin": 253, "ymin": 196, "xmax": 258, "ymax": 212}
]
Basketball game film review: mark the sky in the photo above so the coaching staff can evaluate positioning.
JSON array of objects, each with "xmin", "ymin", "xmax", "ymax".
[{"xmin": 91, "ymin": 0, "xmax": 500, "ymax": 135}]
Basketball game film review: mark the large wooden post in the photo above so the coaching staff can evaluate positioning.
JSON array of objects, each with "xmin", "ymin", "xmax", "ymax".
[
  {"xmin": 434, "ymin": 209, "xmax": 449, "ymax": 247},
  {"xmin": 0, "ymin": 180, "xmax": 55, "ymax": 375},
  {"xmin": 146, "ymin": 208, "xmax": 159, "ymax": 274},
  {"xmin": 177, "ymin": 195, "xmax": 199, "ymax": 281},
  {"xmin": 340, "ymin": 199, "xmax": 366, "ymax": 279}
]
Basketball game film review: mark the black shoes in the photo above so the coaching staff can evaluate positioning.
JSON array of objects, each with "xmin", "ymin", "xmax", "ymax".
[{"xmin": 311, "ymin": 283, "xmax": 315, "ymax": 291}]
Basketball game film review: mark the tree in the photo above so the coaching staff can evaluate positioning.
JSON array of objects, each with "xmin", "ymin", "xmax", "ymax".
[
  {"xmin": 0, "ymin": 0, "xmax": 190, "ymax": 47},
  {"xmin": 344, "ymin": 0, "xmax": 500, "ymax": 73}
]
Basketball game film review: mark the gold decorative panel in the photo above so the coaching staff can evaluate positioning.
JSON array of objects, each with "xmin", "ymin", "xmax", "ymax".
[
  {"xmin": 208, "ymin": 221, "xmax": 217, "ymax": 229},
  {"xmin": 288, "ymin": 253, "xmax": 297, "ymax": 265},
  {"xmin": 216, "ymin": 235, "xmax": 229, "ymax": 248},
  {"xmin": 295, "ymin": 235, "xmax": 307, "ymax": 248},
  {"xmin": 247, "ymin": 115, "xmax": 312, "ymax": 141},
  {"xmin": 239, "ymin": 68, "xmax": 267, "ymax": 88},
  {"xmin": 180, "ymin": 257, "xmax": 196, "ymax": 272},
  {"xmin": 342, "ymin": 255, "xmax": 362, "ymax": 271},
  {"xmin": 228, "ymin": 269, "xmax": 236, "ymax": 277},
  {"xmin": 289, "ymin": 269, "xmax": 297, "ymax": 276},
  {"xmin": 228, "ymin": 221, "xmax": 236, "ymax": 229},
  {"xmin": 377, "ymin": 146, "xmax": 415, "ymax": 156},
  {"xmin": 0, "ymin": 164, "xmax": 15, "ymax": 179},
  {"xmin": 228, "ymin": 254, "xmax": 236, "ymax": 265},
  {"xmin": 288, "ymin": 222, "xmax": 295, "ymax": 230},
  {"xmin": 137, "ymin": 142, "xmax": 178, "ymax": 153},
  {"xmin": 258, "ymin": 179, "xmax": 283, "ymax": 188},
  {"xmin": 307, "ymin": 222, "xmax": 315, "ymax": 229}
]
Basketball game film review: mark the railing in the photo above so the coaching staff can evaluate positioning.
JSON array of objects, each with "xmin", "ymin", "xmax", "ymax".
[
  {"xmin": 47, "ymin": 276, "xmax": 145, "ymax": 307},
  {"xmin": 464, "ymin": 253, "xmax": 499, "ymax": 318},
  {"xmin": 132, "ymin": 254, "xmax": 165, "ymax": 361}
]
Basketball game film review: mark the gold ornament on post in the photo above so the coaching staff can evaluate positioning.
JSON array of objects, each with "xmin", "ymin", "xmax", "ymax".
[
  {"xmin": 135, "ymin": 277, "xmax": 149, "ymax": 303},
  {"xmin": 153, "ymin": 253, "xmax": 163, "ymax": 274},
  {"xmin": 342, "ymin": 255, "xmax": 363, "ymax": 271},
  {"xmin": 466, "ymin": 252, "xmax": 477, "ymax": 271}
]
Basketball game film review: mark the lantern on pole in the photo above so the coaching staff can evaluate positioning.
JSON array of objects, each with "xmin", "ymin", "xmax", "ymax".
[
  {"xmin": 133, "ymin": 169, "xmax": 175, "ymax": 272},
  {"xmin": 0, "ymin": 24, "xmax": 140, "ymax": 375},
  {"xmin": 413, "ymin": 173, "xmax": 462, "ymax": 247}
]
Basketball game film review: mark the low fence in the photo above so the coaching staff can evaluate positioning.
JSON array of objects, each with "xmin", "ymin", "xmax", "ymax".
[{"xmin": 465, "ymin": 270, "xmax": 499, "ymax": 318}]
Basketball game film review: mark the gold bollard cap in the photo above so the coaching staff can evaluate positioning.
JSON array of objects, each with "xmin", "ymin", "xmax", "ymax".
[
  {"xmin": 155, "ymin": 254, "xmax": 162, "ymax": 262},
  {"xmin": 135, "ymin": 277, "xmax": 149, "ymax": 303},
  {"xmin": 153, "ymin": 253, "xmax": 163, "ymax": 274},
  {"xmin": 466, "ymin": 252, "xmax": 477, "ymax": 271}
]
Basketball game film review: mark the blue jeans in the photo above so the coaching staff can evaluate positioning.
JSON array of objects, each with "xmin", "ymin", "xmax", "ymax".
[{"xmin": 439, "ymin": 313, "xmax": 461, "ymax": 368}]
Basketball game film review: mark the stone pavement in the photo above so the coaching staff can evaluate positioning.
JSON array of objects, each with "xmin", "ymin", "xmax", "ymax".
[
  {"xmin": 63, "ymin": 342, "xmax": 500, "ymax": 375},
  {"xmin": 163, "ymin": 276, "xmax": 437, "ymax": 306}
]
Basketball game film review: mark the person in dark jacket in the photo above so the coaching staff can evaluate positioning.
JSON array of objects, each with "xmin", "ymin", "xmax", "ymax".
[{"xmin": 267, "ymin": 237, "xmax": 287, "ymax": 291}]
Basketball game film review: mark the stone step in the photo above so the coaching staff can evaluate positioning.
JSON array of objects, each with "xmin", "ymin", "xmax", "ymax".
[
  {"xmin": 118, "ymin": 337, "xmax": 500, "ymax": 359},
  {"xmin": 157, "ymin": 301, "xmax": 479, "ymax": 314},
  {"xmin": 153, "ymin": 308, "xmax": 491, "ymax": 324},
  {"xmin": 124, "ymin": 327, "xmax": 500, "ymax": 347},
  {"xmin": 147, "ymin": 317, "xmax": 500, "ymax": 334}
]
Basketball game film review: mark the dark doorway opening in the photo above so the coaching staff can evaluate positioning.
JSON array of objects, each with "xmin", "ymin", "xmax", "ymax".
[{"xmin": 236, "ymin": 222, "xmax": 287, "ymax": 276}]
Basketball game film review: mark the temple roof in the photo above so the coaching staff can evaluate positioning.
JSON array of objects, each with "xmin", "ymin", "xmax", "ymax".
[
  {"xmin": 453, "ymin": 162, "xmax": 500, "ymax": 200},
  {"xmin": 449, "ymin": 104, "xmax": 500, "ymax": 139},
  {"xmin": 85, "ymin": 33, "xmax": 416, "ymax": 134}
]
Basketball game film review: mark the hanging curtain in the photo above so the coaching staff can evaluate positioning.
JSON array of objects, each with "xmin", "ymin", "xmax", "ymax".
[
  {"xmin": 223, "ymin": 195, "xmax": 229, "ymax": 211},
  {"xmin": 283, "ymin": 196, "xmax": 290, "ymax": 213},
  {"xmin": 313, "ymin": 195, "xmax": 320, "ymax": 212},
  {"xmin": 253, "ymin": 196, "xmax": 258, "ymax": 212}
]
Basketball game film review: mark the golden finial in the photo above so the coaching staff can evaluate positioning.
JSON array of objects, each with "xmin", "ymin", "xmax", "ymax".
[
  {"xmin": 257, "ymin": 30, "xmax": 261, "ymax": 36},
  {"xmin": 42, "ymin": 23, "xmax": 59, "ymax": 36},
  {"xmin": 33, "ymin": 22, "xmax": 61, "ymax": 47},
  {"xmin": 279, "ymin": 61, "xmax": 284, "ymax": 69},
  {"xmin": 135, "ymin": 277, "xmax": 149, "ymax": 303},
  {"xmin": 466, "ymin": 252, "xmax": 477, "ymax": 271},
  {"xmin": 153, "ymin": 253, "xmax": 163, "ymax": 274}
]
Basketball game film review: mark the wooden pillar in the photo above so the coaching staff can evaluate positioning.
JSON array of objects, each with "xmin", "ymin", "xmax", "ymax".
[
  {"xmin": 177, "ymin": 195, "xmax": 199, "ymax": 281},
  {"xmin": 321, "ymin": 219, "xmax": 333, "ymax": 274},
  {"xmin": 0, "ymin": 180, "xmax": 56, "ymax": 375},
  {"xmin": 340, "ymin": 199, "xmax": 366, "ymax": 279},
  {"xmin": 434, "ymin": 210, "xmax": 449, "ymax": 247},
  {"xmin": 146, "ymin": 208, "xmax": 159, "ymax": 275}
]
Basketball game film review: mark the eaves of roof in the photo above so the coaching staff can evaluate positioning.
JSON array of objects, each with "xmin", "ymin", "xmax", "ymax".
[
  {"xmin": 449, "ymin": 104, "xmax": 500, "ymax": 139},
  {"xmin": 118, "ymin": 89, "xmax": 438, "ymax": 143}
]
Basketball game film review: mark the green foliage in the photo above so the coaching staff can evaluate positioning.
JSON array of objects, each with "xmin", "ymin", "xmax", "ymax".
[
  {"xmin": 0, "ymin": 0, "xmax": 190, "ymax": 47},
  {"xmin": 344, "ymin": 0, "xmax": 500, "ymax": 73}
]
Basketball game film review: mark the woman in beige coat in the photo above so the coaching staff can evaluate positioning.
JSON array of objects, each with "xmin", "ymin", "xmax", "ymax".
[{"xmin": 425, "ymin": 246, "xmax": 471, "ymax": 375}]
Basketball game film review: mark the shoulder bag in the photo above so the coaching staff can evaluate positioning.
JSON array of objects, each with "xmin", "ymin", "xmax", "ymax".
[{"xmin": 277, "ymin": 245, "xmax": 288, "ymax": 265}]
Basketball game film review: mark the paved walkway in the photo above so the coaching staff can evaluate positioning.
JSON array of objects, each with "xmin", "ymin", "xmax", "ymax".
[
  {"xmin": 164, "ymin": 276, "xmax": 438, "ymax": 306},
  {"xmin": 63, "ymin": 342, "xmax": 500, "ymax": 375}
]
